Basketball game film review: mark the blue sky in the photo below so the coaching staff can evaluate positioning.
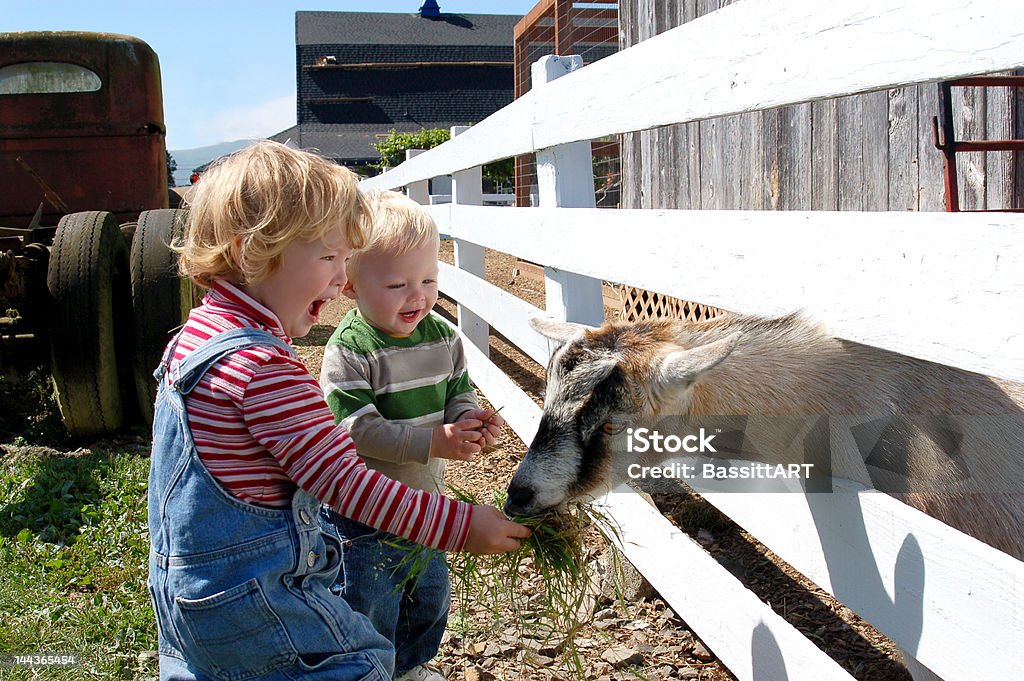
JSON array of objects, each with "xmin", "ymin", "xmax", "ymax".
[{"xmin": 5, "ymin": 1, "xmax": 538, "ymax": 151}]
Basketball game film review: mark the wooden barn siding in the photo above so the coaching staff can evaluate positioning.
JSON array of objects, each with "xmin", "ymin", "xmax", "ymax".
[{"xmin": 619, "ymin": 0, "xmax": 1023, "ymax": 211}]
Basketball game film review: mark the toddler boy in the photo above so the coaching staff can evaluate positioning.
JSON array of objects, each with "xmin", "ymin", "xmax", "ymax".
[{"xmin": 319, "ymin": 190, "xmax": 502, "ymax": 681}]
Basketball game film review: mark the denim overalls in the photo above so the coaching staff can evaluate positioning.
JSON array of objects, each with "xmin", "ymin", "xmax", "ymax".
[{"xmin": 147, "ymin": 328, "xmax": 395, "ymax": 681}]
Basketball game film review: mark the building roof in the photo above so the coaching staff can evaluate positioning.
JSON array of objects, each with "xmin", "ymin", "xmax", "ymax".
[
  {"xmin": 289, "ymin": 9, "xmax": 520, "ymax": 168},
  {"xmin": 268, "ymin": 125, "xmax": 299, "ymax": 148},
  {"xmin": 272, "ymin": 123, "xmax": 400, "ymax": 166},
  {"xmin": 296, "ymin": 11, "xmax": 520, "ymax": 47},
  {"xmin": 297, "ymin": 52, "xmax": 513, "ymax": 126}
]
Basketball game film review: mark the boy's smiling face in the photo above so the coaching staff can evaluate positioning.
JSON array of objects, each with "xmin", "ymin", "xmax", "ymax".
[
  {"xmin": 346, "ymin": 241, "xmax": 439, "ymax": 337},
  {"xmin": 244, "ymin": 227, "xmax": 352, "ymax": 339}
]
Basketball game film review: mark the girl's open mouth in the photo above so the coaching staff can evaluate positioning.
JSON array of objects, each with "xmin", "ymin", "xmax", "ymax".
[
  {"xmin": 308, "ymin": 299, "xmax": 327, "ymax": 319},
  {"xmin": 399, "ymin": 310, "xmax": 419, "ymax": 323}
]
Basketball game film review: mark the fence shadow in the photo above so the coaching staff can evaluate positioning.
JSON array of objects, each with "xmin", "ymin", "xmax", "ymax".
[
  {"xmin": 752, "ymin": 622, "xmax": 788, "ymax": 681},
  {"xmin": 805, "ymin": 491, "xmax": 926, "ymax": 679},
  {"xmin": 651, "ymin": 487, "xmax": 913, "ymax": 680}
]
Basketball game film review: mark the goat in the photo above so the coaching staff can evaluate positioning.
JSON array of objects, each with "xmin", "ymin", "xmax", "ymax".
[{"xmin": 505, "ymin": 313, "xmax": 1024, "ymax": 561}]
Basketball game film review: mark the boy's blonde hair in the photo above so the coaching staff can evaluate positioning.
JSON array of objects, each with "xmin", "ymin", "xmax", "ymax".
[
  {"xmin": 348, "ymin": 189, "xmax": 439, "ymax": 282},
  {"xmin": 177, "ymin": 140, "xmax": 367, "ymax": 287}
]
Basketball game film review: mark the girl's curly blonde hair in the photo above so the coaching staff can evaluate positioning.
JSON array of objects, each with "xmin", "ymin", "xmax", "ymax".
[{"xmin": 176, "ymin": 141, "xmax": 367, "ymax": 288}]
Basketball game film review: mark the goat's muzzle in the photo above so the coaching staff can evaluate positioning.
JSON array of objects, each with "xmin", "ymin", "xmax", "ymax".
[{"xmin": 503, "ymin": 478, "xmax": 536, "ymax": 516}]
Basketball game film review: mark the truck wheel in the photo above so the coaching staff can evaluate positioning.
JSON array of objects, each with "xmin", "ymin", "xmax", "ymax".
[
  {"xmin": 48, "ymin": 211, "xmax": 133, "ymax": 438},
  {"xmin": 131, "ymin": 209, "xmax": 193, "ymax": 423}
]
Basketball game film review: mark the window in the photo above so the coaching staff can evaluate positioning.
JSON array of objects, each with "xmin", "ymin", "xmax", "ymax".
[{"xmin": 0, "ymin": 62, "xmax": 101, "ymax": 95}]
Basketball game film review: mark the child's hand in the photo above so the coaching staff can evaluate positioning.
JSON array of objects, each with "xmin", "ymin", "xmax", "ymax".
[
  {"xmin": 461, "ymin": 407, "xmax": 504, "ymax": 447},
  {"xmin": 462, "ymin": 505, "xmax": 531, "ymax": 555},
  {"xmin": 430, "ymin": 421, "xmax": 485, "ymax": 460}
]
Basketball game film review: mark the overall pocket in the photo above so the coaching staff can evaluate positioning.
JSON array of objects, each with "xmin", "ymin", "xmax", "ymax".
[
  {"xmin": 320, "ymin": 510, "xmax": 385, "ymax": 595},
  {"xmin": 321, "ymin": 509, "xmax": 380, "ymax": 545},
  {"xmin": 176, "ymin": 578, "xmax": 296, "ymax": 681},
  {"xmin": 287, "ymin": 650, "xmax": 390, "ymax": 681}
]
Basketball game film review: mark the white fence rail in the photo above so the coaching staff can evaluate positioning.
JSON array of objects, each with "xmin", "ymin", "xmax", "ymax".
[{"xmin": 359, "ymin": 1, "xmax": 1024, "ymax": 679}]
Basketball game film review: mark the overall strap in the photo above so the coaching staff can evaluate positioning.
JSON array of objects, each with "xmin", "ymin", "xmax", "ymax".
[
  {"xmin": 170, "ymin": 328, "xmax": 295, "ymax": 396},
  {"xmin": 153, "ymin": 329, "xmax": 183, "ymax": 384}
]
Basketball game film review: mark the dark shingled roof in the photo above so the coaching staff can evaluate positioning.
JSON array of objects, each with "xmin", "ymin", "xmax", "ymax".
[
  {"xmin": 268, "ymin": 125, "xmax": 299, "ymax": 147},
  {"xmin": 296, "ymin": 11, "xmax": 521, "ymax": 47},
  {"xmin": 287, "ymin": 123, "xmax": 412, "ymax": 166},
  {"xmin": 290, "ymin": 9, "xmax": 519, "ymax": 167},
  {"xmin": 298, "ymin": 51, "xmax": 513, "ymax": 124}
]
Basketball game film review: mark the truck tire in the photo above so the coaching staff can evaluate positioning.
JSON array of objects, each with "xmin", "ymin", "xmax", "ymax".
[
  {"xmin": 47, "ymin": 211, "xmax": 133, "ymax": 438},
  {"xmin": 130, "ymin": 208, "xmax": 193, "ymax": 423}
]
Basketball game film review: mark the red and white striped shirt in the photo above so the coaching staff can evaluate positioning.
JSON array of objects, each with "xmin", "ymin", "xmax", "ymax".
[{"xmin": 167, "ymin": 280, "xmax": 472, "ymax": 552}]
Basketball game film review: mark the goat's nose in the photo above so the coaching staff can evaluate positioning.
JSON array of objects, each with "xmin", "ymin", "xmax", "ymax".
[{"xmin": 503, "ymin": 482, "xmax": 535, "ymax": 516}]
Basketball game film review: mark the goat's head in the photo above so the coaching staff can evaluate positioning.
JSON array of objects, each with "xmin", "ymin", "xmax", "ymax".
[{"xmin": 504, "ymin": 317, "xmax": 739, "ymax": 516}]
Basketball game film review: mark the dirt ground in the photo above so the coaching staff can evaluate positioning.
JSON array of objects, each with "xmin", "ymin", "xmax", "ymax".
[{"xmin": 289, "ymin": 241, "xmax": 912, "ymax": 681}]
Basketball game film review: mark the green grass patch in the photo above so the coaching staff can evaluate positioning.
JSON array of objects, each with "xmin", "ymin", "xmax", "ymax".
[{"xmin": 0, "ymin": 444, "xmax": 157, "ymax": 679}]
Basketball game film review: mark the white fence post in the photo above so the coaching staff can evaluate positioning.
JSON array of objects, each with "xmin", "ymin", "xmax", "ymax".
[
  {"xmin": 404, "ymin": 149, "xmax": 429, "ymax": 205},
  {"xmin": 534, "ymin": 55, "xmax": 606, "ymax": 327},
  {"xmin": 450, "ymin": 125, "xmax": 490, "ymax": 355}
]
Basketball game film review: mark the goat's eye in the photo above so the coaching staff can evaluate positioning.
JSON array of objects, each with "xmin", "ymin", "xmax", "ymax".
[{"xmin": 602, "ymin": 421, "xmax": 626, "ymax": 435}]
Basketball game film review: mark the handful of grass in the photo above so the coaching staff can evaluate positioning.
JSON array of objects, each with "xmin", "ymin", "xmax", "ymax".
[{"xmin": 387, "ymin": 487, "xmax": 623, "ymax": 676}]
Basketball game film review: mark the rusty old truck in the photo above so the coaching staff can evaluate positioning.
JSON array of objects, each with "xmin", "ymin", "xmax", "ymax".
[{"xmin": 0, "ymin": 31, "xmax": 193, "ymax": 438}]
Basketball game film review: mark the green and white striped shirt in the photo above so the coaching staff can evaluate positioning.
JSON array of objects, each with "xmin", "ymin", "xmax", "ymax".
[{"xmin": 319, "ymin": 310, "xmax": 478, "ymax": 494}]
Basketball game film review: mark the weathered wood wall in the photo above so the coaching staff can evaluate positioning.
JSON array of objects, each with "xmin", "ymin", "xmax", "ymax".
[{"xmin": 619, "ymin": 0, "xmax": 1024, "ymax": 211}]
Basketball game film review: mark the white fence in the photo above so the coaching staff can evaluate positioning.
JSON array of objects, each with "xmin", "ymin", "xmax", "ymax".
[{"xmin": 360, "ymin": 1, "xmax": 1024, "ymax": 679}]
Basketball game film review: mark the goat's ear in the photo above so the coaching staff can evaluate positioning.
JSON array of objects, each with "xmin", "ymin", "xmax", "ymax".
[
  {"xmin": 658, "ymin": 332, "xmax": 740, "ymax": 386},
  {"xmin": 529, "ymin": 317, "xmax": 592, "ymax": 345}
]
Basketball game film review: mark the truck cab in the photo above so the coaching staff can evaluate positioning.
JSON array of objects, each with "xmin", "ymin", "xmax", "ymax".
[
  {"xmin": 0, "ymin": 31, "xmax": 191, "ymax": 438},
  {"xmin": 0, "ymin": 31, "xmax": 168, "ymax": 227}
]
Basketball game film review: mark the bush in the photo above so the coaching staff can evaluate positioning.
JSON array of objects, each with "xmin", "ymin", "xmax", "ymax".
[
  {"xmin": 372, "ymin": 128, "xmax": 514, "ymax": 191},
  {"xmin": 372, "ymin": 128, "xmax": 452, "ymax": 170}
]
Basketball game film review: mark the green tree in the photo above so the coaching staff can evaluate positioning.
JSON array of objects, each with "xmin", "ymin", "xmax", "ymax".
[
  {"xmin": 373, "ymin": 128, "xmax": 451, "ymax": 170},
  {"xmin": 166, "ymin": 151, "xmax": 177, "ymax": 187},
  {"xmin": 372, "ymin": 128, "xmax": 514, "ymax": 192}
]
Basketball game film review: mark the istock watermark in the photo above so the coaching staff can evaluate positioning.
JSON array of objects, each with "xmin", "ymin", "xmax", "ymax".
[
  {"xmin": 625, "ymin": 427, "xmax": 718, "ymax": 454},
  {"xmin": 608, "ymin": 414, "xmax": 1024, "ymax": 495},
  {"xmin": 607, "ymin": 416, "xmax": 836, "ymax": 493},
  {"xmin": 627, "ymin": 461, "xmax": 816, "ymax": 481}
]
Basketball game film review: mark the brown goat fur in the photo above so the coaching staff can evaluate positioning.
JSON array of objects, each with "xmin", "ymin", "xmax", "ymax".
[{"xmin": 507, "ymin": 313, "xmax": 1024, "ymax": 560}]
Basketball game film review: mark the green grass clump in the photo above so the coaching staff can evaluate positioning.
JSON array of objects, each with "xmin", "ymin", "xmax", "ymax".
[
  {"xmin": 0, "ymin": 445, "xmax": 157, "ymax": 679},
  {"xmin": 392, "ymin": 486, "xmax": 624, "ymax": 677}
]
